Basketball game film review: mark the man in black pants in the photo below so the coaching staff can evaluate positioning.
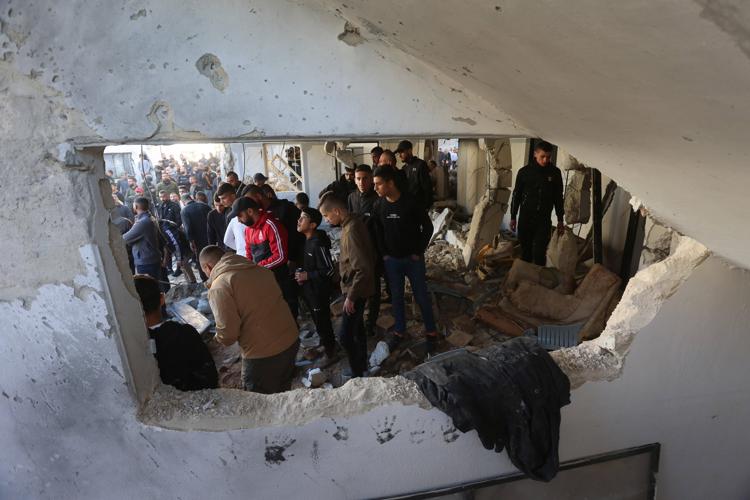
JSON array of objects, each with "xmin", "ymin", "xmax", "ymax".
[
  {"xmin": 509, "ymin": 141, "xmax": 565, "ymax": 265},
  {"xmin": 348, "ymin": 164, "xmax": 387, "ymax": 336},
  {"xmin": 295, "ymin": 207, "xmax": 337, "ymax": 359},
  {"xmin": 319, "ymin": 194, "xmax": 374, "ymax": 378}
]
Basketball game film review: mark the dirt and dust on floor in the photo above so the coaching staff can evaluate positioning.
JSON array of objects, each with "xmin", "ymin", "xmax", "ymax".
[{"xmin": 162, "ymin": 204, "xmax": 623, "ymax": 391}]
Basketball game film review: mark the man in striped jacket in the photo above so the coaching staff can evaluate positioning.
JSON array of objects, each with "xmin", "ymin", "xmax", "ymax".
[{"xmin": 235, "ymin": 197, "xmax": 298, "ymax": 319}]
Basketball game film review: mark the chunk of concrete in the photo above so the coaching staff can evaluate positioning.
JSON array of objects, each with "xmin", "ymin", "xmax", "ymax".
[
  {"xmin": 376, "ymin": 314, "xmax": 395, "ymax": 331},
  {"xmin": 564, "ymin": 169, "xmax": 591, "ymax": 224},
  {"xmin": 463, "ymin": 192, "xmax": 508, "ymax": 267},
  {"xmin": 446, "ymin": 329, "xmax": 473, "ymax": 347},
  {"xmin": 167, "ymin": 302, "xmax": 212, "ymax": 334},
  {"xmin": 429, "ymin": 208, "xmax": 454, "ymax": 245}
]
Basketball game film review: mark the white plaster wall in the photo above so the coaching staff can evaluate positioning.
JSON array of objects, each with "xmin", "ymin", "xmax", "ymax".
[
  {"xmin": 3, "ymin": 1, "xmax": 750, "ymax": 498},
  {"xmin": 301, "ymin": 142, "xmax": 337, "ymax": 201}
]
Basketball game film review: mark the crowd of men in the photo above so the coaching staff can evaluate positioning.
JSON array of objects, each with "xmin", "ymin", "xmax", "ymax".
[{"xmin": 116, "ymin": 140, "xmax": 563, "ymax": 395}]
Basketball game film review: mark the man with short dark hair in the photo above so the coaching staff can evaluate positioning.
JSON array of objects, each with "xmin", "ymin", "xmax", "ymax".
[
  {"xmin": 370, "ymin": 146, "xmax": 383, "ymax": 168},
  {"xmin": 157, "ymin": 190, "xmax": 182, "ymax": 226},
  {"xmin": 245, "ymin": 184, "xmax": 304, "ymax": 265},
  {"xmin": 295, "ymin": 207, "xmax": 337, "ymax": 358},
  {"xmin": 122, "ymin": 197, "xmax": 162, "ymax": 281},
  {"xmin": 225, "ymin": 171, "xmax": 246, "ymax": 196},
  {"xmin": 347, "ymin": 164, "xmax": 385, "ymax": 336},
  {"xmin": 181, "ymin": 194, "xmax": 212, "ymax": 281},
  {"xmin": 200, "ymin": 246, "xmax": 299, "ymax": 394},
  {"xmin": 207, "ymin": 194, "xmax": 228, "ymax": 250},
  {"xmin": 235, "ymin": 197, "xmax": 298, "ymax": 318},
  {"xmin": 295, "ymin": 192, "xmax": 310, "ymax": 211},
  {"xmin": 134, "ymin": 274, "xmax": 218, "ymax": 391},
  {"xmin": 319, "ymin": 194, "xmax": 374, "ymax": 378},
  {"xmin": 216, "ymin": 182, "xmax": 237, "ymax": 223},
  {"xmin": 318, "ymin": 166, "xmax": 356, "ymax": 202},
  {"xmin": 253, "ymin": 172, "xmax": 268, "ymax": 187},
  {"xmin": 509, "ymin": 140, "xmax": 565, "ymax": 265},
  {"xmin": 156, "ymin": 172, "xmax": 179, "ymax": 197},
  {"xmin": 395, "ymin": 140, "xmax": 433, "ymax": 212},
  {"xmin": 372, "ymin": 166, "xmax": 438, "ymax": 354}
]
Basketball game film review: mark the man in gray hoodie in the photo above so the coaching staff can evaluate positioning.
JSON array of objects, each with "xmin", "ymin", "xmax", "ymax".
[{"xmin": 123, "ymin": 197, "xmax": 162, "ymax": 281}]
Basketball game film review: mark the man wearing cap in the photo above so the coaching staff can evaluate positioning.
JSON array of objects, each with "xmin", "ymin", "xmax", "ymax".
[{"xmin": 395, "ymin": 140, "xmax": 433, "ymax": 212}]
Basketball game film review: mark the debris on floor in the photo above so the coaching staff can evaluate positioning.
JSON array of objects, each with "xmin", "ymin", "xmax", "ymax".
[{"xmin": 160, "ymin": 204, "xmax": 621, "ymax": 392}]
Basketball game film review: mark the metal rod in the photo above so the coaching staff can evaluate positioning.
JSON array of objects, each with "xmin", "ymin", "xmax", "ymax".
[{"xmin": 592, "ymin": 168, "xmax": 603, "ymax": 264}]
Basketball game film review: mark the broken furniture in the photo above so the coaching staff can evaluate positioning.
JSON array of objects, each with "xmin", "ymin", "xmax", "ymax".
[{"xmin": 477, "ymin": 259, "xmax": 621, "ymax": 345}]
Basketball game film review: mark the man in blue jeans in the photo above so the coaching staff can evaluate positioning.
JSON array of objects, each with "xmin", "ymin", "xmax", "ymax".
[
  {"xmin": 122, "ymin": 197, "xmax": 162, "ymax": 283},
  {"xmin": 371, "ymin": 166, "xmax": 439, "ymax": 355}
]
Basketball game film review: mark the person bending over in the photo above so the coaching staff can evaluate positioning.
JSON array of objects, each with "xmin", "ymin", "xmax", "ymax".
[{"xmin": 133, "ymin": 274, "xmax": 218, "ymax": 391}]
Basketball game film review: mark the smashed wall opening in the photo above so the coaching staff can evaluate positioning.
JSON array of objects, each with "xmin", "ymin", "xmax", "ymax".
[{"xmin": 87, "ymin": 132, "xmax": 710, "ymax": 436}]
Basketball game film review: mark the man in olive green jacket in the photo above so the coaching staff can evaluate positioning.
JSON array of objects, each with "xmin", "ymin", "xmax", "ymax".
[
  {"xmin": 319, "ymin": 194, "xmax": 374, "ymax": 377},
  {"xmin": 200, "ymin": 245, "xmax": 299, "ymax": 393}
]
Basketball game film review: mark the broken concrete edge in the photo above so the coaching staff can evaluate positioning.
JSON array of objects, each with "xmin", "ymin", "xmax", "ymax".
[
  {"xmin": 137, "ymin": 376, "xmax": 432, "ymax": 432},
  {"xmin": 551, "ymin": 235, "xmax": 711, "ymax": 388}
]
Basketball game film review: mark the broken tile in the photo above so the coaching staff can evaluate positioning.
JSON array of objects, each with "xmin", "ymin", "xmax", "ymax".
[{"xmin": 446, "ymin": 329, "xmax": 473, "ymax": 347}]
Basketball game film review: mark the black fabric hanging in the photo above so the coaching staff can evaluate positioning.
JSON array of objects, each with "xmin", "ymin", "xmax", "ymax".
[{"xmin": 405, "ymin": 337, "xmax": 571, "ymax": 482}]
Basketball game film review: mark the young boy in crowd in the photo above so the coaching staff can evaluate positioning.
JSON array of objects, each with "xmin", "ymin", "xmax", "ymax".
[
  {"xmin": 295, "ymin": 207, "xmax": 336, "ymax": 359},
  {"xmin": 133, "ymin": 275, "xmax": 218, "ymax": 391}
]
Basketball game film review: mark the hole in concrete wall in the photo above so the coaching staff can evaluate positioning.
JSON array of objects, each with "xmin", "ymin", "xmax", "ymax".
[{"xmin": 93, "ymin": 137, "xmax": 690, "ymax": 430}]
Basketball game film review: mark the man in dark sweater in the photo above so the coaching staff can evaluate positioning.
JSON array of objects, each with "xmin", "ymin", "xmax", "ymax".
[
  {"xmin": 295, "ymin": 207, "xmax": 337, "ymax": 358},
  {"xmin": 395, "ymin": 140, "xmax": 434, "ymax": 212},
  {"xmin": 372, "ymin": 166, "xmax": 438, "ymax": 354},
  {"xmin": 318, "ymin": 166, "xmax": 356, "ymax": 202},
  {"xmin": 509, "ymin": 140, "xmax": 565, "ymax": 265},
  {"xmin": 180, "ymin": 194, "xmax": 212, "ymax": 281},
  {"xmin": 157, "ymin": 190, "xmax": 182, "ymax": 226},
  {"xmin": 347, "ymin": 164, "xmax": 386, "ymax": 336},
  {"xmin": 206, "ymin": 194, "xmax": 228, "ymax": 250},
  {"xmin": 133, "ymin": 274, "xmax": 218, "ymax": 391}
]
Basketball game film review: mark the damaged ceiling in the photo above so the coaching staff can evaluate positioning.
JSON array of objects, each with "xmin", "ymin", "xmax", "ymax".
[
  {"xmin": 312, "ymin": 0, "xmax": 750, "ymax": 269},
  {"xmin": 2, "ymin": 0, "xmax": 750, "ymax": 268}
]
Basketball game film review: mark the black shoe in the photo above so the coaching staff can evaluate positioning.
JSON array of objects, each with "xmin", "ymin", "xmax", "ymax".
[
  {"xmin": 386, "ymin": 333, "xmax": 404, "ymax": 352},
  {"xmin": 425, "ymin": 335, "xmax": 439, "ymax": 355},
  {"xmin": 173, "ymin": 267, "xmax": 183, "ymax": 277}
]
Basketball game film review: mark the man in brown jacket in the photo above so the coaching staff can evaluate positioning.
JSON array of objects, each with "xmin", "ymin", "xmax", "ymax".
[
  {"xmin": 319, "ymin": 194, "xmax": 374, "ymax": 377},
  {"xmin": 199, "ymin": 245, "xmax": 300, "ymax": 393}
]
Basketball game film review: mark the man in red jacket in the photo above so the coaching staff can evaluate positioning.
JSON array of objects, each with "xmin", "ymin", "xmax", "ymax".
[{"xmin": 235, "ymin": 197, "xmax": 298, "ymax": 319}]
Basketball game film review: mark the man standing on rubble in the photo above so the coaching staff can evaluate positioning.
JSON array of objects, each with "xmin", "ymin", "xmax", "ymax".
[
  {"xmin": 200, "ymin": 245, "xmax": 299, "ymax": 394},
  {"xmin": 372, "ymin": 166, "xmax": 439, "ymax": 355},
  {"xmin": 319, "ymin": 194, "xmax": 374, "ymax": 378},
  {"xmin": 509, "ymin": 141, "xmax": 565, "ymax": 266},
  {"xmin": 395, "ymin": 140, "xmax": 433, "ymax": 212},
  {"xmin": 348, "ymin": 164, "xmax": 386, "ymax": 336},
  {"xmin": 122, "ymin": 197, "xmax": 162, "ymax": 282}
]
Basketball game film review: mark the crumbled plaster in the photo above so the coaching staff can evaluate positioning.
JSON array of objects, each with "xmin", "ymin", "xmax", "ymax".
[
  {"xmin": 0, "ymin": 62, "xmax": 100, "ymax": 300},
  {"xmin": 140, "ymin": 376, "xmax": 430, "ymax": 431},
  {"xmin": 337, "ymin": 21, "xmax": 364, "ymax": 46},
  {"xmin": 195, "ymin": 53, "xmax": 229, "ymax": 92},
  {"xmin": 551, "ymin": 235, "xmax": 711, "ymax": 388}
]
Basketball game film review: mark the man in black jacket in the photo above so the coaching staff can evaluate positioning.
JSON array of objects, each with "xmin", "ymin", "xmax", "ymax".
[
  {"xmin": 133, "ymin": 275, "xmax": 218, "ymax": 391},
  {"xmin": 348, "ymin": 164, "xmax": 386, "ymax": 336},
  {"xmin": 509, "ymin": 141, "xmax": 565, "ymax": 265},
  {"xmin": 181, "ymin": 194, "xmax": 212, "ymax": 281},
  {"xmin": 295, "ymin": 207, "xmax": 337, "ymax": 358},
  {"xmin": 206, "ymin": 194, "xmax": 228, "ymax": 250},
  {"xmin": 372, "ymin": 166, "xmax": 438, "ymax": 354},
  {"xmin": 318, "ymin": 166, "xmax": 356, "ymax": 202},
  {"xmin": 157, "ymin": 190, "xmax": 182, "ymax": 226},
  {"xmin": 395, "ymin": 140, "xmax": 434, "ymax": 212}
]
